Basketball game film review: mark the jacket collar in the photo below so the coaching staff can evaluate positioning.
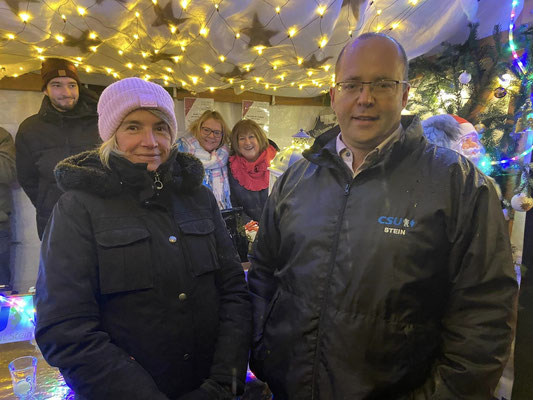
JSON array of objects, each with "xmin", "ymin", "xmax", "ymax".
[
  {"xmin": 54, "ymin": 149, "xmax": 205, "ymax": 199},
  {"xmin": 304, "ymin": 115, "xmax": 424, "ymax": 171}
]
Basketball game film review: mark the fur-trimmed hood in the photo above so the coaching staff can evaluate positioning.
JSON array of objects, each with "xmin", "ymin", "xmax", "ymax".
[{"xmin": 54, "ymin": 149, "xmax": 205, "ymax": 198}]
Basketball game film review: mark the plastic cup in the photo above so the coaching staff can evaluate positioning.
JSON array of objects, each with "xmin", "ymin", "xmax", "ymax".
[{"xmin": 8, "ymin": 356, "xmax": 37, "ymax": 399}]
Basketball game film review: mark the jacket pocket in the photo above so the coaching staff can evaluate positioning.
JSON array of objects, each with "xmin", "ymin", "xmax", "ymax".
[
  {"xmin": 178, "ymin": 218, "xmax": 220, "ymax": 276},
  {"xmin": 95, "ymin": 227, "xmax": 153, "ymax": 294}
]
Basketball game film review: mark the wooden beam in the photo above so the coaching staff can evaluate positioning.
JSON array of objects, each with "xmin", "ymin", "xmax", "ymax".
[
  {"xmin": 0, "ymin": 73, "xmax": 41, "ymax": 91},
  {"xmin": 176, "ymin": 87, "xmax": 326, "ymax": 106},
  {"xmin": 0, "ymin": 73, "xmax": 328, "ymax": 106}
]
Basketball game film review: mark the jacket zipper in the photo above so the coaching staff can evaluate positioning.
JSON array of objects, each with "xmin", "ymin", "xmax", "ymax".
[
  {"xmin": 310, "ymin": 178, "xmax": 352, "ymax": 399},
  {"xmin": 153, "ymin": 172, "xmax": 163, "ymax": 190}
]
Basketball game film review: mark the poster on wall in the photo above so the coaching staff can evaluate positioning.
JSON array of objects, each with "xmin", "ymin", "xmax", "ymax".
[
  {"xmin": 0, "ymin": 295, "xmax": 35, "ymax": 344},
  {"xmin": 242, "ymin": 101, "xmax": 270, "ymax": 132},
  {"xmin": 184, "ymin": 97, "xmax": 214, "ymax": 129}
]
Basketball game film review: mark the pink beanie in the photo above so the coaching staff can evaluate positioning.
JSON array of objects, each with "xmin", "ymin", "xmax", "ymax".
[{"xmin": 97, "ymin": 77, "xmax": 177, "ymax": 142}]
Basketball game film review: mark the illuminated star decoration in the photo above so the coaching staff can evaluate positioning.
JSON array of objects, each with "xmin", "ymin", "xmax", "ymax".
[
  {"xmin": 218, "ymin": 65, "xmax": 252, "ymax": 81},
  {"xmin": 149, "ymin": 52, "xmax": 180, "ymax": 63},
  {"xmin": 152, "ymin": 2, "xmax": 189, "ymax": 29},
  {"xmin": 301, "ymin": 54, "xmax": 332, "ymax": 69},
  {"xmin": 241, "ymin": 13, "xmax": 279, "ymax": 48},
  {"xmin": 63, "ymin": 30, "xmax": 102, "ymax": 53},
  {"xmin": 5, "ymin": 0, "xmax": 39, "ymax": 15}
]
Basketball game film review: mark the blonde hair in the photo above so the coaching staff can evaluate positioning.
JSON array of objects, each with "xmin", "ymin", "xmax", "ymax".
[
  {"xmin": 189, "ymin": 110, "xmax": 230, "ymax": 148},
  {"xmin": 230, "ymin": 119, "xmax": 269, "ymax": 156}
]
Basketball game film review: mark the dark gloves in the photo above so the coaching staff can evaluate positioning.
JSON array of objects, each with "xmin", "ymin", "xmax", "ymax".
[{"xmin": 177, "ymin": 379, "xmax": 234, "ymax": 400}]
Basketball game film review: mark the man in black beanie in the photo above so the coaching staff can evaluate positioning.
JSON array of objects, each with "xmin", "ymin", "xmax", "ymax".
[{"xmin": 15, "ymin": 58, "xmax": 100, "ymax": 239}]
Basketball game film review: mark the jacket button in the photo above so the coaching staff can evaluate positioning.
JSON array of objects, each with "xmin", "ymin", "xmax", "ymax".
[
  {"xmin": 178, "ymin": 293, "xmax": 187, "ymax": 301},
  {"xmin": 183, "ymin": 353, "xmax": 190, "ymax": 360},
  {"xmin": 169, "ymin": 235, "xmax": 177, "ymax": 243}
]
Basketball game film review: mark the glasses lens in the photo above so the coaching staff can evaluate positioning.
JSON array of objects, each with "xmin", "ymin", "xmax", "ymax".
[
  {"xmin": 372, "ymin": 80, "xmax": 397, "ymax": 95},
  {"xmin": 201, "ymin": 127, "xmax": 217, "ymax": 136}
]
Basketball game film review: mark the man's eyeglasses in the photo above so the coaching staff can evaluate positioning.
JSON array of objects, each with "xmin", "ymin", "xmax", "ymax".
[
  {"xmin": 334, "ymin": 79, "xmax": 409, "ymax": 97},
  {"xmin": 200, "ymin": 126, "xmax": 223, "ymax": 138}
]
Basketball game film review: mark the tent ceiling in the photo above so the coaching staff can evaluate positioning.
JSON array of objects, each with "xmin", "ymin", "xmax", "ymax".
[{"xmin": 0, "ymin": 0, "xmax": 520, "ymax": 97}]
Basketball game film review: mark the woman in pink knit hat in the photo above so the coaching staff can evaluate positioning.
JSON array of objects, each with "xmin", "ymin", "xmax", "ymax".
[{"xmin": 35, "ymin": 77, "xmax": 251, "ymax": 400}]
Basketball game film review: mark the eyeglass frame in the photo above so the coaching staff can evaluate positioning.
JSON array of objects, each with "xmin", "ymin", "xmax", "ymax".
[
  {"xmin": 334, "ymin": 79, "xmax": 410, "ymax": 97},
  {"xmin": 200, "ymin": 125, "xmax": 223, "ymax": 138}
]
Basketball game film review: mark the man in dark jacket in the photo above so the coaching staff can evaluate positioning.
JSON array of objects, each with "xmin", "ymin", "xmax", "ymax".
[
  {"xmin": 247, "ymin": 33, "xmax": 518, "ymax": 399},
  {"xmin": 0, "ymin": 127, "xmax": 16, "ymax": 292},
  {"xmin": 15, "ymin": 58, "xmax": 100, "ymax": 239}
]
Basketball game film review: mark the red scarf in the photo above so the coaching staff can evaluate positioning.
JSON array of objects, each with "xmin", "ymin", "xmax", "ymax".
[{"xmin": 229, "ymin": 145, "xmax": 277, "ymax": 191}]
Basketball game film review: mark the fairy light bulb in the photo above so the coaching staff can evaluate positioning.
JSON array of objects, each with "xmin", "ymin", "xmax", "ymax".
[
  {"xmin": 297, "ymin": 57, "xmax": 303, "ymax": 65},
  {"xmin": 191, "ymin": 76, "xmax": 198, "ymax": 84},
  {"xmin": 219, "ymin": 55, "xmax": 225, "ymax": 62},
  {"xmin": 19, "ymin": 12, "xmax": 31, "ymax": 22},
  {"xmin": 319, "ymin": 37, "xmax": 327, "ymax": 48},
  {"xmin": 288, "ymin": 28, "xmax": 296, "ymax": 38},
  {"xmin": 89, "ymin": 32, "xmax": 97, "ymax": 39},
  {"xmin": 126, "ymin": 63, "xmax": 133, "ymax": 69},
  {"xmin": 77, "ymin": 6, "xmax": 86, "ymax": 16},
  {"xmin": 55, "ymin": 34, "xmax": 64, "ymax": 43},
  {"xmin": 317, "ymin": 5, "xmax": 326, "ymax": 16},
  {"xmin": 275, "ymin": 6, "xmax": 280, "ymax": 13},
  {"xmin": 141, "ymin": 65, "xmax": 147, "ymax": 70},
  {"xmin": 200, "ymin": 26, "xmax": 208, "ymax": 36},
  {"xmin": 255, "ymin": 46, "xmax": 265, "ymax": 55}
]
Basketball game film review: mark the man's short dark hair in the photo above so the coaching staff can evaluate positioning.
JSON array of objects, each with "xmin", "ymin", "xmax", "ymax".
[{"xmin": 334, "ymin": 33, "xmax": 409, "ymax": 81}]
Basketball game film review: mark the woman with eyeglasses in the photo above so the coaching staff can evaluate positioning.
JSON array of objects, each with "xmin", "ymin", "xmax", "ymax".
[
  {"xmin": 228, "ymin": 119, "xmax": 278, "ymax": 223},
  {"xmin": 177, "ymin": 110, "xmax": 232, "ymax": 210}
]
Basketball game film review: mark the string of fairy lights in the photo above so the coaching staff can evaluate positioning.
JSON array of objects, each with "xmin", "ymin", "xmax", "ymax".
[
  {"xmin": 0, "ymin": 0, "xmax": 426, "ymax": 95},
  {"xmin": 478, "ymin": 0, "xmax": 532, "ymax": 169}
]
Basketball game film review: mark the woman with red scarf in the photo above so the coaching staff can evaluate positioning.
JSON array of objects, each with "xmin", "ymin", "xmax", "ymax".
[{"xmin": 228, "ymin": 119, "xmax": 278, "ymax": 223}]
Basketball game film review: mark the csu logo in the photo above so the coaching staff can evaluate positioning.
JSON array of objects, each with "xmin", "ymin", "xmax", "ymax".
[
  {"xmin": 378, "ymin": 216, "xmax": 415, "ymax": 236},
  {"xmin": 378, "ymin": 216, "xmax": 416, "ymax": 228}
]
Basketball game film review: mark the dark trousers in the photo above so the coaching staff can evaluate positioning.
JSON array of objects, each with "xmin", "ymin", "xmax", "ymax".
[{"xmin": 0, "ymin": 229, "xmax": 10, "ymax": 287}]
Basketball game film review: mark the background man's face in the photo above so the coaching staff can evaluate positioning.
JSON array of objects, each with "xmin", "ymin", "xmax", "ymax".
[
  {"xmin": 330, "ymin": 37, "xmax": 409, "ymax": 151},
  {"xmin": 43, "ymin": 77, "xmax": 79, "ymax": 112}
]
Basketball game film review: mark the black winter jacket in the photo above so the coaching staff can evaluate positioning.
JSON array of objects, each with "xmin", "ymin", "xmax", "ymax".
[
  {"xmin": 35, "ymin": 149, "xmax": 252, "ymax": 400},
  {"xmin": 248, "ymin": 116, "xmax": 517, "ymax": 399},
  {"xmin": 15, "ymin": 88, "xmax": 100, "ymax": 238}
]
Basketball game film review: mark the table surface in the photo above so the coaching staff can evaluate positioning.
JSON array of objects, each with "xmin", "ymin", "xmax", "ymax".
[{"xmin": 0, "ymin": 341, "xmax": 73, "ymax": 400}]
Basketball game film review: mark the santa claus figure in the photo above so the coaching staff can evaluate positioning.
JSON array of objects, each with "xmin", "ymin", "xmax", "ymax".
[{"xmin": 422, "ymin": 114, "xmax": 485, "ymax": 165}]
